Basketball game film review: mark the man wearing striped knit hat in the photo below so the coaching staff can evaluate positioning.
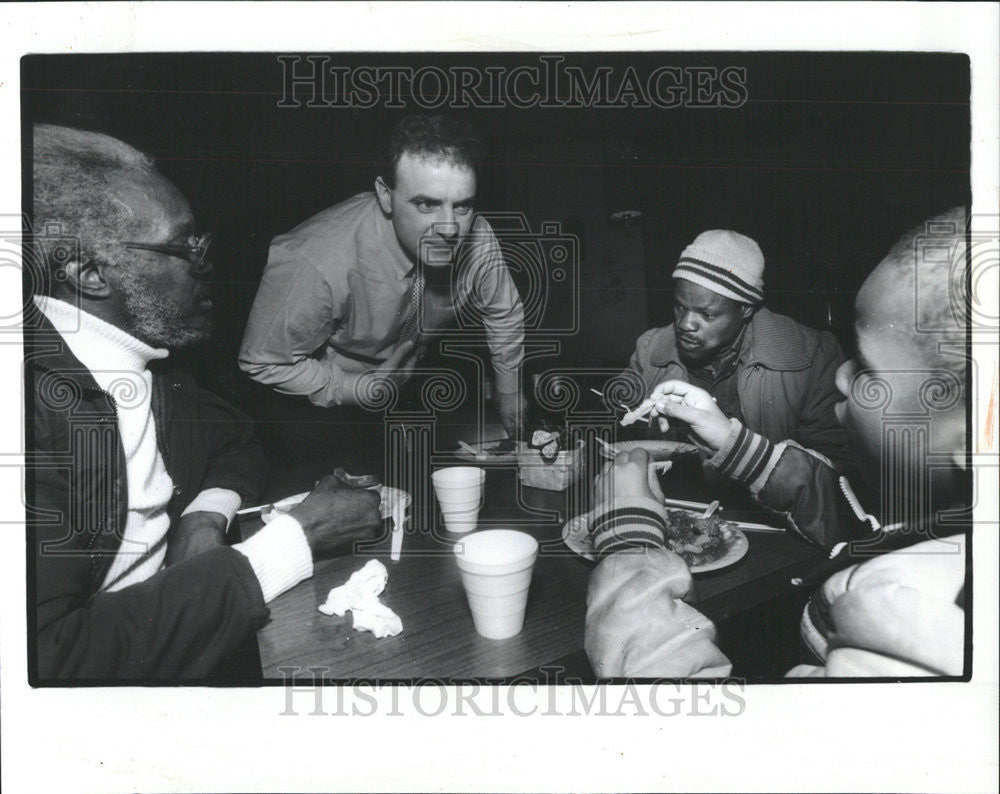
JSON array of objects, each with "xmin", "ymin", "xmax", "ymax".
[
  {"xmin": 587, "ymin": 209, "xmax": 969, "ymax": 679},
  {"xmin": 621, "ymin": 229, "xmax": 852, "ymax": 481},
  {"xmin": 27, "ymin": 125, "xmax": 381, "ymax": 681}
]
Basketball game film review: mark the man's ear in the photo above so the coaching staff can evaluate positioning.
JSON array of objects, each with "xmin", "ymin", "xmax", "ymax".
[
  {"xmin": 61, "ymin": 257, "xmax": 114, "ymax": 299},
  {"xmin": 374, "ymin": 176, "xmax": 393, "ymax": 216},
  {"xmin": 740, "ymin": 304, "xmax": 754, "ymax": 321}
]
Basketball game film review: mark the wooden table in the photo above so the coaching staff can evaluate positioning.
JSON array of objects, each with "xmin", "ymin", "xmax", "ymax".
[{"xmin": 250, "ymin": 455, "xmax": 827, "ymax": 681}]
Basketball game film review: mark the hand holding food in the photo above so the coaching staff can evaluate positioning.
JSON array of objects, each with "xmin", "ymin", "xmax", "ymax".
[
  {"xmin": 619, "ymin": 396, "xmax": 659, "ymax": 427},
  {"xmin": 648, "ymin": 380, "xmax": 732, "ymax": 454},
  {"xmin": 289, "ymin": 475, "xmax": 382, "ymax": 559}
]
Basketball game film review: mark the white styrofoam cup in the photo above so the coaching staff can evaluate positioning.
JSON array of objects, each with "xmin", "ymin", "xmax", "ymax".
[{"xmin": 454, "ymin": 530, "xmax": 539, "ymax": 639}]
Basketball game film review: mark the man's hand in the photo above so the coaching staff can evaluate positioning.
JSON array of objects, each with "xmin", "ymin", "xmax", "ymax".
[
  {"xmin": 592, "ymin": 448, "xmax": 665, "ymax": 508},
  {"xmin": 166, "ymin": 511, "xmax": 227, "ymax": 565},
  {"xmin": 495, "ymin": 389, "xmax": 527, "ymax": 438},
  {"xmin": 288, "ymin": 475, "xmax": 382, "ymax": 559},
  {"xmin": 649, "ymin": 380, "xmax": 731, "ymax": 455},
  {"xmin": 342, "ymin": 340, "xmax": 420, "ymax": 406}
]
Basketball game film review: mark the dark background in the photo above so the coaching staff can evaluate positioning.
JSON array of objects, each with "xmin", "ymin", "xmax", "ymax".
[{"xmin": 22, "ymin": 52, "xmax": 970, "ymax": 417}]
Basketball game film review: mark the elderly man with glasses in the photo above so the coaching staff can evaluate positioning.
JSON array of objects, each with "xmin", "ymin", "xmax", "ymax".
[{"xmin": 26, "ymin": 124, "xmax": 382, "ymax": 681}]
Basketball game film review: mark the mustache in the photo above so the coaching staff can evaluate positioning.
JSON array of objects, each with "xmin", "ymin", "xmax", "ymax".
[{"xmin": 421, "ymin": 235, "xmax": 460, "ymax": 246}]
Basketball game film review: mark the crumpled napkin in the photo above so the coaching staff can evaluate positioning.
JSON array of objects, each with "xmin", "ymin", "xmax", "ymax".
[{"xmin": 317, "ymin": 559, "xmax": 403, "ymax": 638}]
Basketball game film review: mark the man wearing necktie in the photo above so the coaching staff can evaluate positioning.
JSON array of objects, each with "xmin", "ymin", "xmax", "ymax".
[{"xmin": 240, "ymin": 115, "xmax": 527, "ymax": 467}]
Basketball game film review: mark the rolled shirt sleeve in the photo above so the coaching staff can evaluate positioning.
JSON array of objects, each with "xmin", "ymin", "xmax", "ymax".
[{"xmin": 457, "ymin": 219, "xmax": 525, "ymax": 395}]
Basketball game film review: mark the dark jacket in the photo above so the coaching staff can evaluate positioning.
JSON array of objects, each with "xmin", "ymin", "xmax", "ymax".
[
  {"xmin": 624, "ymin": 307, "xmax": 853, "ymax": 474},
  {"xmin": 26, "ymin": 312, "xmax": 270, "ymax": 681}
]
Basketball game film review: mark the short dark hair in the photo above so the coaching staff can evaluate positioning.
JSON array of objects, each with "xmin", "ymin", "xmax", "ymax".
[
  {"xmin": 380, "ymin": 115, "xmax": 482, "ymax": 188},
  {"xmin": 32, "ymin": 124, "xmax": 159, "ymax": 278}
]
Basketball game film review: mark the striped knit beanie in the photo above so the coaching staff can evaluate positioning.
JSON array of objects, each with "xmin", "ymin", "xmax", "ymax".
[{"xmin": 672, "ymin": 230, "xmax": 764, "ymax": 305}]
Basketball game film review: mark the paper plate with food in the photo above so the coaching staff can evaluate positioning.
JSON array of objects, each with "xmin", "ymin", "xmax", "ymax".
[
  {"xmin": 597, "ymin": 439, "xmax": 699, "ymax": 461},
  {"xmin": 562, "ymin": 507, "xmax": 748, "ymax": 573},
  {"xmin": 455, "ymin": 438, "xmax": 519, "ymax": 462}
]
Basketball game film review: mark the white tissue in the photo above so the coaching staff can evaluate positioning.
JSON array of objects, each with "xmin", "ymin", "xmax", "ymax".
[{"xmin": 318, "ymin": 559, "xmax": 403, "ymax": 638}]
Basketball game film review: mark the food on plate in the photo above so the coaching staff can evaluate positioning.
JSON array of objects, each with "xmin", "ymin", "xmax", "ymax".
[
  {"xmin": 662, "ymin": 509, "xmax": 737, "ymax": 567},
  {"xmin": 468, "ymin": 438, "xmax": 517, "ymax": 457},
  {"xmin": 560, "ymin": 508, "xmax": 748, "ymax": 571},
  {"xmin": 596, "ymin": 439, "xmax": 698, "ymax": 461},
  {"xmin": 457, "ymin": 438, "xmax": 517, "ymax": 460}
]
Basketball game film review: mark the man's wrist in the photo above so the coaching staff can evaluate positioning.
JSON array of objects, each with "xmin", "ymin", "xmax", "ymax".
[
  {"xmin": 181, "ymin": 488, "xmax": 242, "ymax": 524},
  {"xmin": 493, "ymin": 369, "xmax": 519, "ymax": 395},
  {"xmin": 299, "ymin": 523, "xmax": 321, "ymax": 555},
  {"xmin": 590, "ymin": 496, "xmax": 667, "ymax": 559},
  {"xmin": 166, "ymin": 512, "xmax": 227, "ymax": 565},
  {"xmin": 233, "ymin": 514, "xmax": 314, "ymax": 603},
  {"xmin": 175, "ymin": 510, "xmax": 227, "ymax": 535}
]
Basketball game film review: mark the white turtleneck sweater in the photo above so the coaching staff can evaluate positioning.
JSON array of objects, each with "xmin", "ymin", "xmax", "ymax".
[{"xmin": 35, "ymin": 296, "xmax": 313, "ymax": 602}]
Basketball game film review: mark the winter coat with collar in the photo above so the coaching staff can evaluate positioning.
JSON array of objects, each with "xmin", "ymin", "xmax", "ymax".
[
  {"xmin": 623, "ymin": 307, "xmax": 853, "ymax": 475},
  {"xmin": 26, "ymin": 312, "xmax": 270, "ymax": 681}
]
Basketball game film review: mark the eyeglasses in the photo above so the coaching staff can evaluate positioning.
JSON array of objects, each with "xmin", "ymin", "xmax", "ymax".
[{"xmin": 120, "ymin": 231, "xmax": 213, "ymax": 277}]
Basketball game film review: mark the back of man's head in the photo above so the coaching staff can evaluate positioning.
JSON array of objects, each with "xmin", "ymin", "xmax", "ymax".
[
  {"xmin": 871, "ymin": 206, "xmax": 967, "ymax": 381},
  {"xmin": 33, "ymin": 124, "xmax": 158, "ymax": 287},
  {"xmin": 380, "ymin": 115, "xmax": 482, "ymax": 188}
]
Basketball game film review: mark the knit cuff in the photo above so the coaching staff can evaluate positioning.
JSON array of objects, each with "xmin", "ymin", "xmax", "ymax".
[
  {"xmin": 233, "ymin": 514, "xmax": 314, "ymax": 603},
  {"xmin": 589, "ymin": 496, "xmax": 667, "ymax": 559},
  {"xmin": 705, "ymin": 418, "xmax": 781, "ymax": 492},
  {"xmin": 181, "ymin": 488, "xmax": 243, "ymax": 525}
]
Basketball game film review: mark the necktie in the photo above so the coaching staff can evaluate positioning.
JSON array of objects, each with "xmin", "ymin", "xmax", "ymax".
[{"xmin": 398, "ymin": 269, "xmax": 425, "ymax": 345}]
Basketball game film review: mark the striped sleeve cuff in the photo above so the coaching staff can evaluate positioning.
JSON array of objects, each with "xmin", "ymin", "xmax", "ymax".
[
  {"xmin": 181, "ymin": 488, "xmax": 243, "ymax": 525},
  {"xmin": 589, "ymin": 496, "xmax": 667, "ymax": 559},
  {"xmin": 705, "ymin": 418, "xmax": 781, "ymax": 492},
  {"xmin": 232, "ymin": 514, "xmax": 314, "ymax": 603}
]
